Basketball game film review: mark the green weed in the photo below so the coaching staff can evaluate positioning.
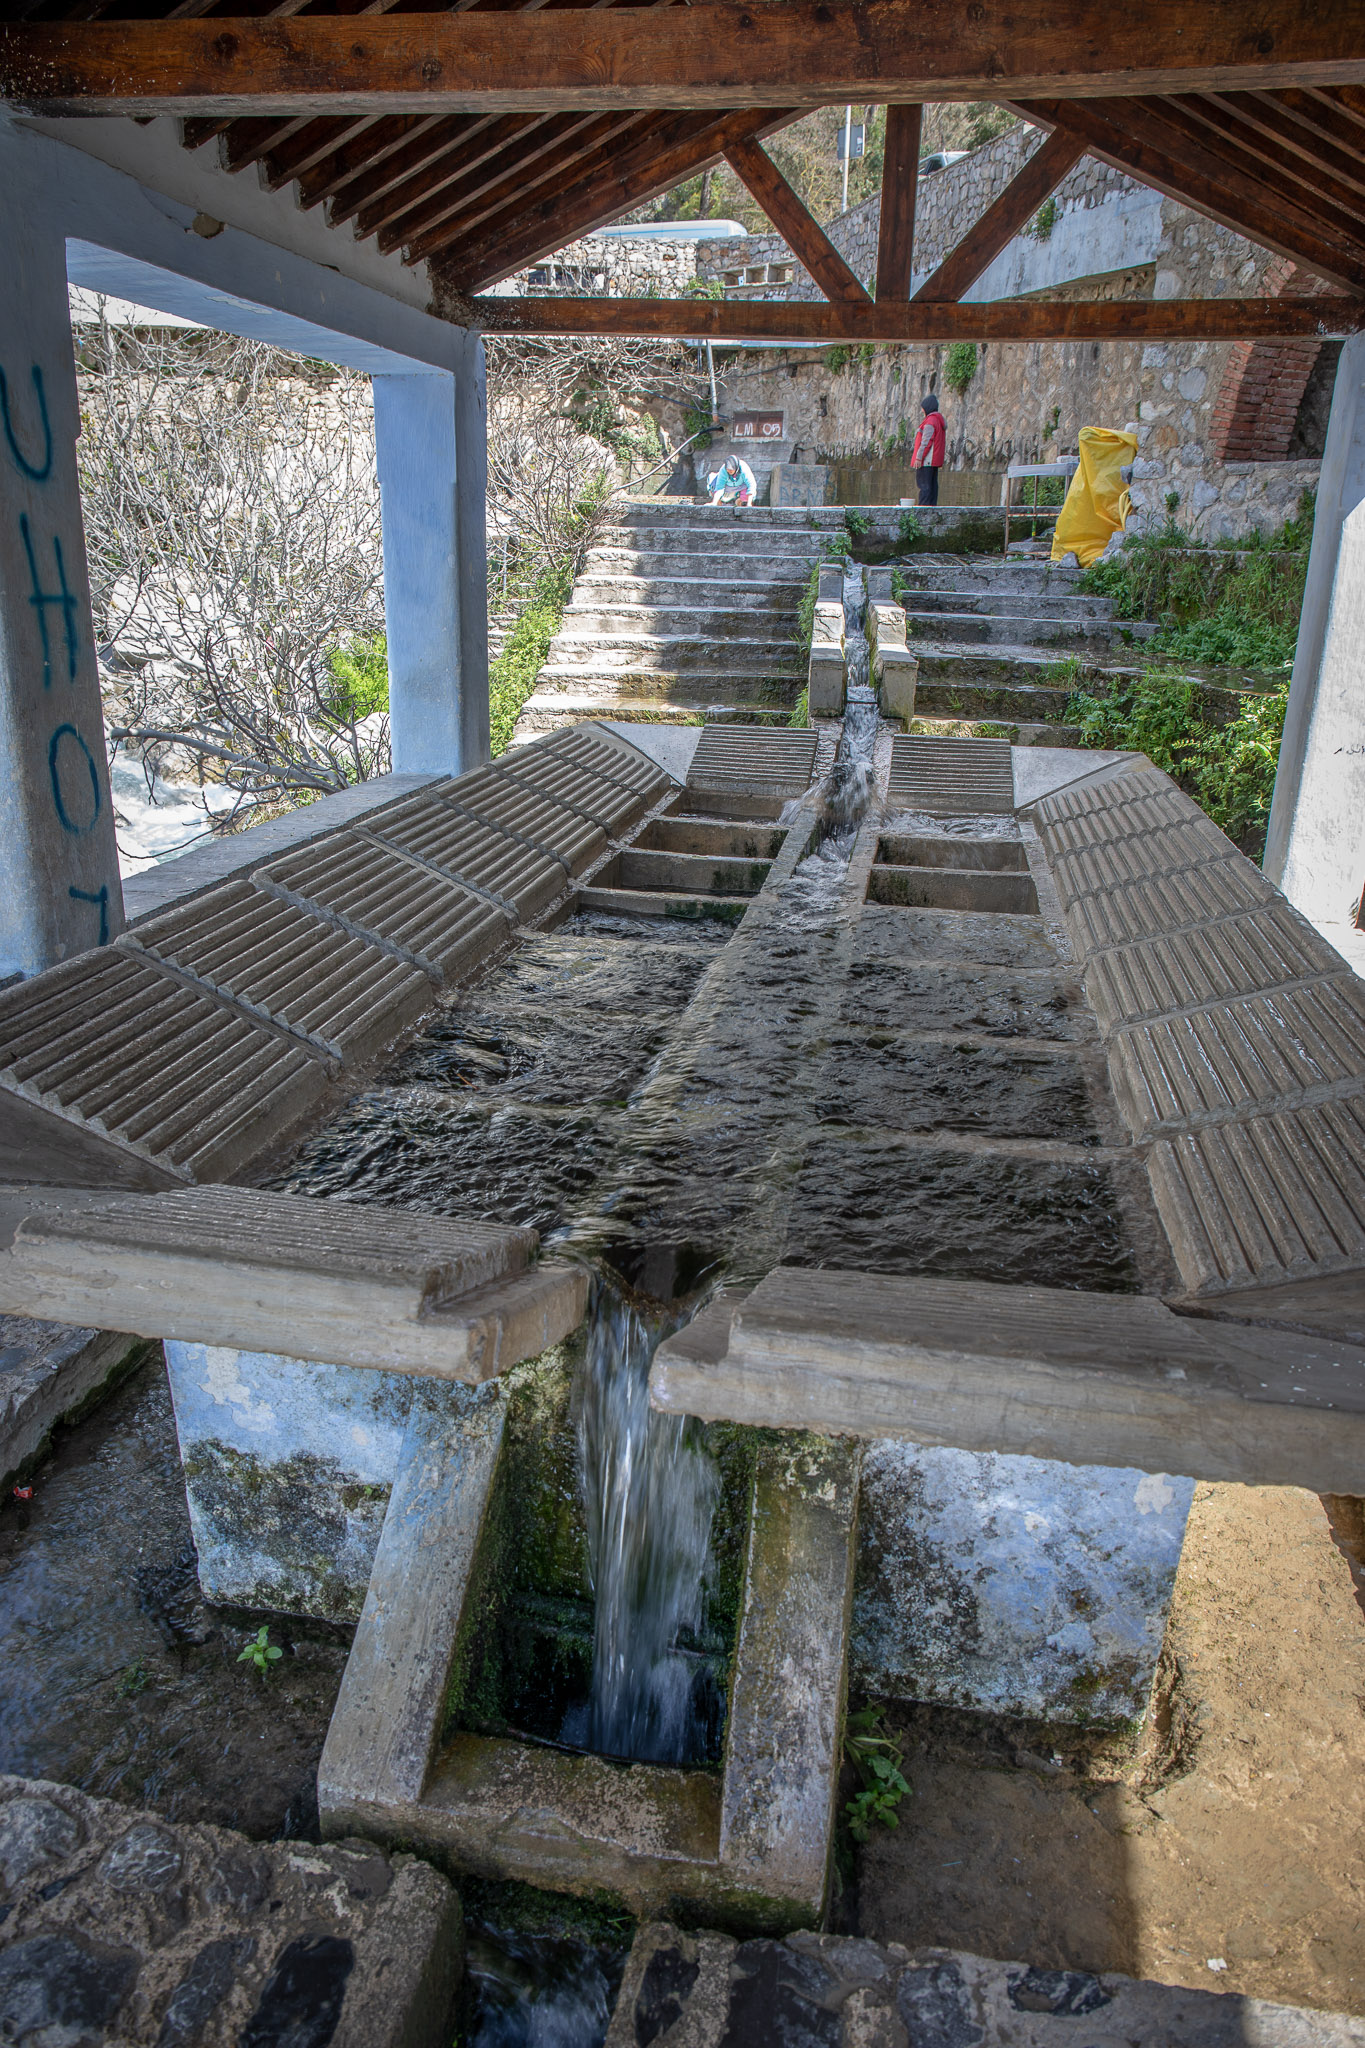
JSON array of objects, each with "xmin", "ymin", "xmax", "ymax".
[
  {"xmin": 943, "ymin": 341, "xmax": 978, "ymax": 395},
  {"xmin": 788, "ymin": 688, "xmax": 809, "ymax": 729},
  {"xmin": 118, "ymin": 1660, "xmax": 151, "ymax": 1697},
  {"xmin": 895, "ymin": 509, "xmax": 924, "ymax": 548},
  {"xmin": 238, "ymin": 1625, "xmax": 283, "ymax": 1679},
  {"xmin": 844, "ymin": 509, "xmax": 871, "ymax": 541},
  {"xmin": 844, "ymin": 1707, "xmax": 912, "ymax": 1841}
]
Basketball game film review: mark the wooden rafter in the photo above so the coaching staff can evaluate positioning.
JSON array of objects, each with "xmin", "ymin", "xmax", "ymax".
[
  {"xmin": 724, "ymin": 135, "xmax": 870, "ymax": 305},
  {"xmin": 472, "ymin": 294, "xmax": 1365, "ymax": 344},
  {"xmin": 7, "ymin": 3, "xmax": 1365, "ymax": 117},
  {"xmin": 874, "ymin": 104, "xmax": 922, "ymax": 303},
  {"xmin": 393, "ymin": 112, "xmax": 648, "ymax": 260},
  {"xmin": 439, "ymin": 106, "xmax": 803, "ymax": 290},
  {"xmin": 914, "ymin": 128, "xmax": 1085, "ymax": 303},
  {"xmin": 1020, "ymin": 95, "xmax": 1365, "ymax": 293}
]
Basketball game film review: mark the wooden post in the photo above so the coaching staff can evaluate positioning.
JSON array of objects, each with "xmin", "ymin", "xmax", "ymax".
[{"xmin": 875, "ymin": 104, "xmax": 923, "ymax": 302}]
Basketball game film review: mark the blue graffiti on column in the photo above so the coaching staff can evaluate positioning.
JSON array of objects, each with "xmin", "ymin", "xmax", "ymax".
[
  {"xmin": 4, "ymin": 357, "xmax": 110, "ymax": 943},
  {"xmin": 67, "ymin": 884, "xmax": 110, "ymax": 944},
  {"xmin": 0, "ymin": 364, "xmax": 54, "ymax": 482},
  {"xmin": 48, "ymin": 723, "xmax": 102, "ymax": 834},
  {"xmin": 19, "ymin": 513, "xmax": 80, "ymax": 689}
]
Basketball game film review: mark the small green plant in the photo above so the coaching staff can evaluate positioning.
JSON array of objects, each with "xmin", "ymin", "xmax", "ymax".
[
  {"xmin": 1025, "ymin": 196, "xmax": 1059, "ymax": 241},
  {"xmin": 118, "ymin": 1659, "xmax": 151, "ymax": 1697},
  {"xmin": 825, "ymin": 344, "xmax": 854, "ymax": 374},
  {"xmin": 1165, "ymin": 489, "xmax": 1181, "ymax": 518},
  {"xmin": 891, "ymin": 567, "xmax": 908, "ymax": 605},
  {"xmin": 844, "ymin": 509, "xmax": 871, "ymax": 541},
  {"xmin": 1044, "ymin": 405, "xmax": 1061, "ymax": 439},
  {"xmin": 942, "ymin": 341, "xmax": 978, "ymax": 396},
  {"xmin": 895, "ymin": 509, "xmax": 924, "ymax": 548},
  {"xmin": 826, "ymin": 530, "xmax": 853, "ymax": 560},
  {"xmin": 844, "ymin": 1707, "xmax": 912, "ymax": 1841},
  {"xmin": 238, "ymin": 1625, "xmax": 283, "ymax": 1678},
  {"xmin": 788, "ymin": 687, "xmax": 809, "ymax": 729}
]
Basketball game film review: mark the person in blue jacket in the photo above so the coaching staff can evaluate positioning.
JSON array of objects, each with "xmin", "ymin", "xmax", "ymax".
[{"xmin": 708, "ymin": 454, "xmax": 757, "ymax": 506}]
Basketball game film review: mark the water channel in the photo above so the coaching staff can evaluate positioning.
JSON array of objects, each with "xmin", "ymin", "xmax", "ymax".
[{"xmin": 0, "ymin": 586, "xmax": 1154, "ymax": 2042}]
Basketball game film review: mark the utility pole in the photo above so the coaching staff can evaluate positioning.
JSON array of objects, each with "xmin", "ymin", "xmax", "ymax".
[{"xmin": 841, "ymin": 104, "xmax": 852, "ymax": 213}]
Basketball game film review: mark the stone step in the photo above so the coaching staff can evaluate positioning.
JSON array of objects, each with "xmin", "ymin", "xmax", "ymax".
[
  {"xmin": 915, "ymin": 677, "xmax": 1077, "ymax": 721},
  {"xmin": 584, "ymin": 547, "xmax": 824, "ymax": 581},
  {"xmin": 571, "ymin": 576, "xmax": 808, "ymax": 607},
  {"xmin": 518, "ymin": 692, "xmax": 792, "ymax": 731},
  {"xmin": 542, "ymin": 637, "xmax": 801, "ymax": 676},
  {"xmin": 595, "ymin": 522, "xmax": 824, "ymax": 552},
  {"xmin": 897, "ymin": 554, "xmax": 1090, "ymax": 592},
  {"xmin": 560, "ymin": 603, "xmax": 802, "ymax": 637},
  {"xmin": 902, "ymin": 589, "xmax": 1114, "ymax": 620},
  {"xmin": 904, "ymin": 609, "xmax": 1119, "ymax": 648}
]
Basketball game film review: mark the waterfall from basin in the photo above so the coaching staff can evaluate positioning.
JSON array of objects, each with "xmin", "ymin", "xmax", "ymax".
[{"xmin": 576, "ymin": 1282, "xmax": 720, "ymax": 1765}]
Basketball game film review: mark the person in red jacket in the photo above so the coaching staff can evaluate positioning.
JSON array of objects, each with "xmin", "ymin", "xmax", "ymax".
[{"xmin": 910, "ymin": 393, "xmax": 946, "ymax": 506}]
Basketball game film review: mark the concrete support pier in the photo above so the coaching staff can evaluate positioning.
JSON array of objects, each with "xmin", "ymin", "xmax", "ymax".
[
  {"xmin": 0, "ymin": 211, "xmax": 123, "ymax": 978},
  {"xmin": 1265, "ymin": 331, "xmax": 1365, "ymax": 969},
  {"xmin": 374, "ymin": 335, "xmax": 489, "ymax": 778}
]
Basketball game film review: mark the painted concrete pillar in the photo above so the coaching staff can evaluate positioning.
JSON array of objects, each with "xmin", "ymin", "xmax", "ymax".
[
  {"xmin": 0, "ymin": 218, "xmax": 124, "ymax": 978},
  {"xmin": 1264, "ymin": 332, "xmax": 1365, "ymax": 926},
  {"xmin": 373, "ymin": 330, "xmax": 489, "ymax": 778}
]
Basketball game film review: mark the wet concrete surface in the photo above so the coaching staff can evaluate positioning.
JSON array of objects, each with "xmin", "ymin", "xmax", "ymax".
[{"xmin": 0, "ymin": 1354, "xmax": 348, "ymax": 1839}]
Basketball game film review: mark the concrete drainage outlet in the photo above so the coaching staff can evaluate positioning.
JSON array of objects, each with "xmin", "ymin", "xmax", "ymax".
[{"xmin": 318, "ymin": 1353, "xmax": 858, "ymax": 1930}]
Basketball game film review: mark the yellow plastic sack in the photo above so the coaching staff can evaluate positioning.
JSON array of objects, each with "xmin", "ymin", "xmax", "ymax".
[{"xmin": 1051, "ymin": 426, "xmax": 1137, "ymax": 568}]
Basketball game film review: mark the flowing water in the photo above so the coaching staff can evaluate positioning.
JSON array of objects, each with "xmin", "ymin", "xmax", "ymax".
[
  {"xmin": 571, "ymin": 1283, "xmax": 719, "ymax": 1766},
  {"xmin": 0, "ymin": 629, "xmax": 1156, "ymax": 2048}
]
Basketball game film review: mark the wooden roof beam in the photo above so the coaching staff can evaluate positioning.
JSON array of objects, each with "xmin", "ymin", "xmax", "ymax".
[
  {"xmin": 471, "ymin": 293, "xmax": 1365, "ymax": 343},
  {"xmin": 875, "ymin": 103, "xmax": 923, "ymax": 303},
  {"xmin": 914, "ymin": 126, "xmax": 1085, "ymax": 303},
  {"xmin": 350, "ymin": 112, "xmax": 556, "ymax": 235},
  {"xmin": 440, "ymin": 105, "xmax": 802, "ymax": 290},
  {"xmin": 724, "ymin": 134, "xmax": 870, "ymax": 304},
  {"xmin": 381, "ymin": 112, "xmax": 646, "ymax": 256},
  {"xmin": 1015, "ymin": 96, "xmax": 1365, "ymax": 293},
  {"xmin": 300, "ymin": 112, "xmax": 488, "ymax": 214},
  {"xmin": 1149, "ymin": 94, "xmax": 1365, "ymax": 234},
  {"xmin": 9, "ymin": 3, "xmax": 1365, "ymax": 117}
]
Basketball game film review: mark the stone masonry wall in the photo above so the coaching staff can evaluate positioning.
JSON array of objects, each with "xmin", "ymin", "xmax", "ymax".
[
  {"xmin": 689, "ymin": 127, "xmax": 1328, "ymax": 535},
  {"xmin": 694, "ymin": 125, "xmax": 1138, "ymax": 301}
]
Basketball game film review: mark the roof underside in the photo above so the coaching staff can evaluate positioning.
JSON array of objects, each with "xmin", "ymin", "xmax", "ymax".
[{"xmin": 6, "ymin": 4, "xmax": 1365, "ymax": 301}]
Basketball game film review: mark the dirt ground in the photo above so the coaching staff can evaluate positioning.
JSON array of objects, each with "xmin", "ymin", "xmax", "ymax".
[{"xmin": 854, "ymin": 1481, "xmax": 1365, "ymax": 2016}]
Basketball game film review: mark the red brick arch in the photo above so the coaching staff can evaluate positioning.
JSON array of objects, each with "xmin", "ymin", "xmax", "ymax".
[{"xmin": 1208, "ymin": 258, "xmax": 1329, "ymax": 462}]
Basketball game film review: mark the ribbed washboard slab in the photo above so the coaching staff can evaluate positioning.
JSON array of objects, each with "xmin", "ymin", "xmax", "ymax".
[
  {"xmin": 687, "ymin": 724, "xmax": 819, "ymax": 795},
  {"xmin": 887, "ymin": 736, "xmax": 1014, "ymax": 814}
]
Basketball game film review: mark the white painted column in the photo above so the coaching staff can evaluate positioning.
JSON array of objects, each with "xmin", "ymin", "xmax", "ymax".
[
  {"xmin": 0, "ymin": 218, "xmax": 123, "ymax": 978},
  {"xmin": 373, "ymin": 330, "xmax": 489, "ymax": 779},
  {"xmin": 1264, "ymin": 333, "xmax": 1365, "ymax": 936}
]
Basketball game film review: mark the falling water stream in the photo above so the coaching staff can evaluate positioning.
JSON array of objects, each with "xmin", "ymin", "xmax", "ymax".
[{"xmin": 572, "ymin": 1283, "xmax": 719, "ymax": 1765}]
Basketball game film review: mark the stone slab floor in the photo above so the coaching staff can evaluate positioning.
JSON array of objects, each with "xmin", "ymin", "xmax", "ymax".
[{"xmin": 855, "ymin": 1481, "xmax": 1365, "ymax": 2018}]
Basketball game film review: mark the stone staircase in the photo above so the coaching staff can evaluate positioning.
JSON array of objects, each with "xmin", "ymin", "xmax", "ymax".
[
  {"xmin": 511, "ymin": 507, "xmax": 1155, "ymax": 747},
  {"xmin": 899, "ymin": 552, "xmax": 1152, "ymax": 744},
  {"xmin": 513, "ymin": 502, "xmax": 823, "ymax": 738}
]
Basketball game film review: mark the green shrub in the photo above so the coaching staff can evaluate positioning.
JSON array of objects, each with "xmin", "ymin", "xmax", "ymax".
[
  {"xmin": 788, "ymin": 687, "xmax": 809, "ymax": 729},
  {"xmin": 943, "ymin": 341, "xmax": 978, "ymax": 395},
  {"xmin": 895, "ymin": 509, "xmax": 923, "ymax": 548},
  {"xmin": 1067, "ymin": 663, "xmax": 1290, "ymax": 857},
  {"xmin": 325, "ymin": 633, "xmax": 389, "ymax": 719},
  {"xmin": 845, "ymin": 509, "xmax": 871, "ymax": 540},
  {"xmin": 1078, "ymin": 494, "xmax": 1312, "ymax": 675},
  {"xmin": 825, "ymin": 345, "xmax": 854, "ymax": 373},
  {"xmin": 488, "ymin": 560, "xmax": 575, "ymax": 757}
]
